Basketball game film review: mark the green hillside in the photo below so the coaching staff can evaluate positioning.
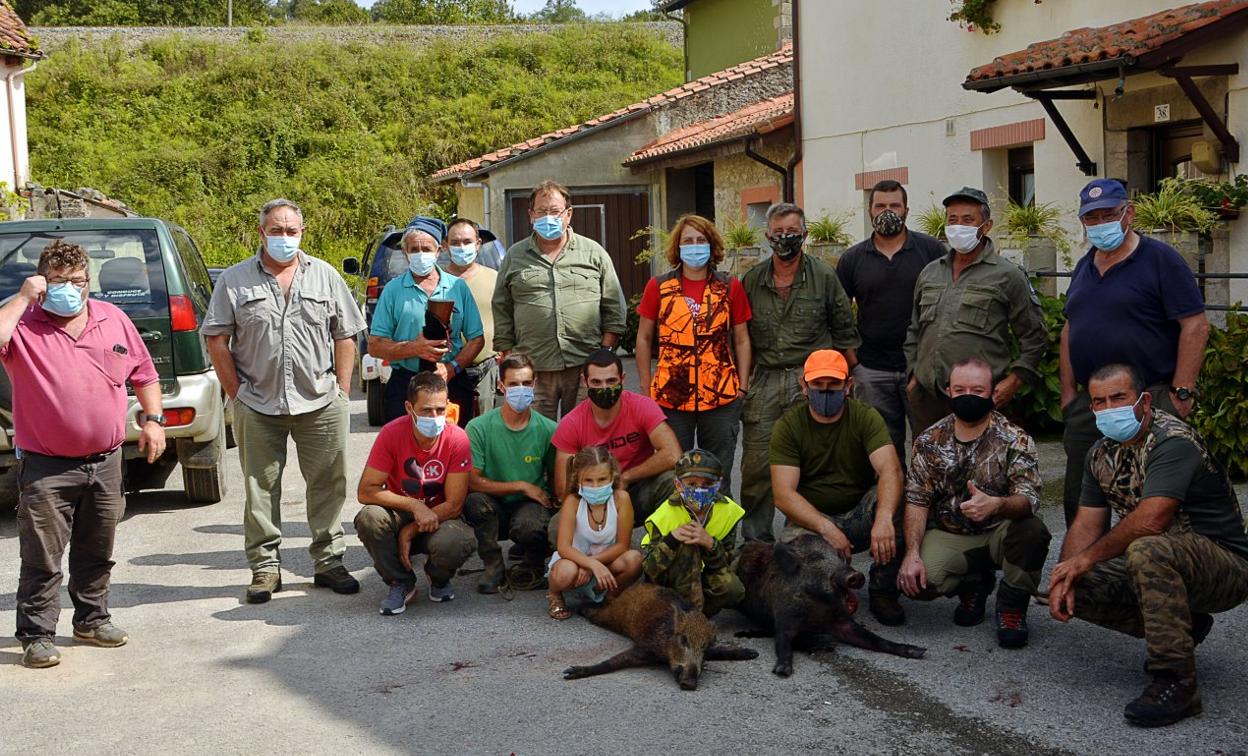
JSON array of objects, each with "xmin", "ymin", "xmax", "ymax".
[{"xmin": 25, "ymin": 25, "xmax": 682, "ymax": 267}]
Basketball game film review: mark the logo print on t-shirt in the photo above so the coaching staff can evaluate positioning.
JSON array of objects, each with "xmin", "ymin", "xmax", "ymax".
[
  {"xmin": 401, "ymin": 457, "xmax": 445, "ymax": 501},
  {"xmin": 423, "ymin": 459, "xmax": 445, "ymax": 482}
]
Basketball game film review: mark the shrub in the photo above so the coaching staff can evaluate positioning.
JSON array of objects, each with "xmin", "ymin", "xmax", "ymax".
[
  {"xmin": 1193, "ymin": 310, "xmax": 1248, "ymax": 480},
  {"xmin": 806, "ymin": 212, "xmax": 853, "ymax": 246},
  {"xmin": 721, "ymin": 215, "xmax": 761, "ymax": 249},
  {"xmin": 1006, "ymin": 291, "xmax": 1065, "ymax": 435},
  {"xmin": 914, "ymin": 203, "xmax": 947, "ymax": 239},
  {"xmin": 1132, "ymin": 178, "xmax": 1219, "ymax": 235}
]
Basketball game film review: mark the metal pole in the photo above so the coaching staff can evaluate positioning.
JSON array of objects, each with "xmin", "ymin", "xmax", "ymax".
[{"xmin": 227, "ymin": 0, "xmax": 233, "ymax": 27}]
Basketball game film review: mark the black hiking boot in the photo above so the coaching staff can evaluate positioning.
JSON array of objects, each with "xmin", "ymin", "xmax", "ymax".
[{"xmin": 1124, "ymin": 673, "xmax": 1202, "ymax": 727}]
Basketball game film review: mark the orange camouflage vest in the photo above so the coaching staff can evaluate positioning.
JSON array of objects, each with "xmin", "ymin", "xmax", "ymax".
[{"xmin": 650, "ymin": 269, "xmax": 740, "ymax": 412}]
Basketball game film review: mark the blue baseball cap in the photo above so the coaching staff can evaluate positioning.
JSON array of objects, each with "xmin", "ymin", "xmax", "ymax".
[{"xmin": 1078, "ymin": 179, "xmax": 1128, "ymax": 217}]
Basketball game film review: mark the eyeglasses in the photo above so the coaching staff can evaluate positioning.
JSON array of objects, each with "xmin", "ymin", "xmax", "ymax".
[
  {"xmin": 532, "ymin": 207, "xmax": 568, "ymax": 216},
  {"xmin": 47, "ymin": 276, "xmax": 89, "ymax": 287}
]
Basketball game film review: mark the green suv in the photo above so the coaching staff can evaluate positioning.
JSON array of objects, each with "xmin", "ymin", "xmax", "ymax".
[{"xmin": 0, "ymin": 218, "xmax": 230, "ymax": 502}]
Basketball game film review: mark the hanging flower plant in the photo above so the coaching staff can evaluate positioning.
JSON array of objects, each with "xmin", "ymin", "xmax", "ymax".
[{"xmin": 949, "ymin": 0, "xmax": 1001, "ymax": 34}]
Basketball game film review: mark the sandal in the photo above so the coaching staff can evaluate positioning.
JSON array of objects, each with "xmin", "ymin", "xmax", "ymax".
[{"xmin": 547, "ymin": 592, "xmax": 571, "ymax": 620}]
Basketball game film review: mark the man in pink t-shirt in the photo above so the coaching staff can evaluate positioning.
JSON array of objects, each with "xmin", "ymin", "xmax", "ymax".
[
  {"xmin": 355, "ymin": 371, "xmax": 477, "ymax": 615},
  {"xmin": 552, "ymin": 350, "xmax": 681, "ymax": 525},
  {"xmin": 0, "ymin": 240, "xmax": 165, "ymax": 669}
]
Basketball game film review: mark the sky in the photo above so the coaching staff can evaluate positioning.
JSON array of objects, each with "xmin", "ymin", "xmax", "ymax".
[{"xmin": 355, "ymin": 0, "xmax": 657, "ymax": 16}]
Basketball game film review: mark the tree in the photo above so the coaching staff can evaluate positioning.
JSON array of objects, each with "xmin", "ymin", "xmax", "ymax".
[
  {"xmin": 528, "ymin": 0, "xmax": 585, "ymax": 23},
  {"xmin": 371, "ymin": 0, "xmax": 515, "ymax": 24},
  {"xmin": 289, "ymin": 0, "xmax": 370, "ymax": 23},
  {"xmin": 23, "ymin": 0, "xmax": 275, "ymax": 26}
]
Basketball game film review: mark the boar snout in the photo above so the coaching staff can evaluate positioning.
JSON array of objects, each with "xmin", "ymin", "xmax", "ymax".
[
  {"xmin": 836, "ymin": 569, "xmax": 865, "ymax": 591},
  {"xmin": 673, "ymin": 663, "xmax": 701, "ymax": 690}
]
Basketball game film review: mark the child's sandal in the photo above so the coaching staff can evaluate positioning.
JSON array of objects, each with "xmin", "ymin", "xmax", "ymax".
[{"xmin": 547, "ymin": 592, "xmax": 571, "ymax": 620}]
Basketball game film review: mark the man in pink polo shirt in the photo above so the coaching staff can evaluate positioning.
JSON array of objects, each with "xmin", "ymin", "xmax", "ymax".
[{"xmin": 0, "ymin": 239, "xmax": 165, "ymax": 669}]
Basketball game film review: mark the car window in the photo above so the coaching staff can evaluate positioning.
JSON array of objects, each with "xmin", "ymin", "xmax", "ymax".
[
  {"xmin": 370, "ymin": 241, "xmax": 407, "ymax": 285},
  {"xmin": 171, "ymin": 227, "xmax": 213, "ymax": 308},
  {"xmin": 0, "ymin": 229, "xmax": 168, "ymax": 317}
]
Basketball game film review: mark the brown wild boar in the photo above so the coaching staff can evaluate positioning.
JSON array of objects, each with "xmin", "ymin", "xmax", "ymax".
[
  {"xmin": 563, "ymin": 582, "xmax": 758, "ymax": 690},
  {"xmin": 736, "ymin": 534, "xmax": 926, "ymax": 676}
]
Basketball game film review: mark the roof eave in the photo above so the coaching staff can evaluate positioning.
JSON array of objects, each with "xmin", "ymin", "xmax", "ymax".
[
  {"xmin": 964, "ymin": 56, "xmax": 1134, "ymax": 93},
  {"xmin": 625, "ymin": 116, "xmax": 794, "ymax": 167}
]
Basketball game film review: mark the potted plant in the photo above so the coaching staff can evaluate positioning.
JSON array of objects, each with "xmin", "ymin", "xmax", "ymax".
[
  {"xmin": 1132, "ymin": 177, "xmax": 1220, "ymax": 272},
  {"xmin": 1000, "ymin": 200, "xmax": 1071, "ymax": 296},
  {"xmin": 721, "ymin": 215, "xmax": 764, "ymax": 276},
  {"xmin": 805, "ymin": 211, "xmax": 854, "ymax": 266},
  {"xmin": 1175, "ymin": 174, "xmax": 1248, "ymax": 220},
  {"xmin": 915, "ymin": 204, "xmax": 947, "ymax": 240}
]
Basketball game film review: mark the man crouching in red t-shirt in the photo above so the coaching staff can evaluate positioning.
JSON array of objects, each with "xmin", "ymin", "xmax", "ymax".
[{"xmin": 355, "ymin": 371, "xmax": 477, "ymax": 615}]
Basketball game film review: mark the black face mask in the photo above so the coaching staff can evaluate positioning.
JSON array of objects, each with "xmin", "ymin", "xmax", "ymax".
[
  {"xmin": 872, "ymin": 209, "xmax": 906, "ymax": 237},
  {"xmin": 769, "ymin": 233, "xmax": 805, "ymax": 260},
  {"xmin": 809, "ymin": 388, "xmax": 846, "ymax": 418},
  {"xmin": 948, "ymin": 393, "xmax": 994, "ymax": 423},
  {"xmin": 587, "ymin": 384, "xmax": 623, "ymax": 410}
]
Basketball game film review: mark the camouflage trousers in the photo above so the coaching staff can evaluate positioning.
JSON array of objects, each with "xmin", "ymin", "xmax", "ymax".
[
  {"xmin": 648, "ymin": 543, "xmax": 745, "ymax": 618},
  {"xmin": 781, "ymin": 488, "xmax": 903, "ymax": 598},
  {"xmin": 919, "ymin": 514, "xmax": 1051, "ymax": 610},
  {"xmin": 1074, "ymin": 529, "xmax": 1248, "ymax": 676}
]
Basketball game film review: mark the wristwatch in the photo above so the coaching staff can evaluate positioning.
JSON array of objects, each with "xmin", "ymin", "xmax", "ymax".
[
  {"xmin": 141, "ymin": 413, "xmax": 167, "ymax": 426},
  {"xmin": 1170, "ymin": 386, "xmax": 1198, "ymax": 401},
  {"xmin": 452, "ymin": 362, "xmax": 463, "ymax": 376}
]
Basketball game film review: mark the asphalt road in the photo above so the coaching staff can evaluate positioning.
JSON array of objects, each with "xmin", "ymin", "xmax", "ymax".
[{"xmin": 2, "ymin": 372, "xmax": 1247, "ymax": 755}]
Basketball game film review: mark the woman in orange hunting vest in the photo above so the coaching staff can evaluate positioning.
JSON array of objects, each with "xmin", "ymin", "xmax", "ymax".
[{"xmin": 635, "ymin": 214, "xmax": 753, "ymax": 494}]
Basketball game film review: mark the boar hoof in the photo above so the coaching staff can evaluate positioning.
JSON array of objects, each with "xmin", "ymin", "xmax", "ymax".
[
  {"xmin": 902, "ymin": 645, "xmax": 926, "ymax": 659},
  {"xmin": 772, "ymin": 660, "xmax": 794, "ymax": 677},
  {"xmin": 563, "ymin": 666, "xmax": 591, "ymax": 680}
]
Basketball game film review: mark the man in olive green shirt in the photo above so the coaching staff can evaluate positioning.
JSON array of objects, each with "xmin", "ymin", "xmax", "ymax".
[
  {"xmin": 903, "ymin": 187, "xmax": 1046, "ymax": 437},
  {"xmin": 740, "ymin": 202, "xmax": 860, "ymax": 542},
  {"xmin": 770, "ymin": 349, "xmax": 906, "ymax": 625},
  {"xmin": 492, "ymin": 180, "xmax": 626, "ymax": 420}
]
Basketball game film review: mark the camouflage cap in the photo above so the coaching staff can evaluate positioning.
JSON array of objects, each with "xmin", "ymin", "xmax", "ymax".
[{"xmin": 675, "ymin": 448, "xmax": 723, "ymax": 480}]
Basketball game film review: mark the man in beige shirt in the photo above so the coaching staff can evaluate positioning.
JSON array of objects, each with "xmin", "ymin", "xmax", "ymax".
[
  {"xmin": 203, "ymin": 198, "xmax": 366, "ymax": 604},
  {"xmin": 444, "ymin": 218, "xmax": 498, "ymax": 412}
]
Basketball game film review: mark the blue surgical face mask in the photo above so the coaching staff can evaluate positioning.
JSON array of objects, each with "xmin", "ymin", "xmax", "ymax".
[
  {"xmin": 533, "ymin": 215, "xmax": 564, "ymax": 241},
  {"xmin": 580, "ymin": 482, "xmax": 614, "ymax": 505},
  {"xmin": 809, "ymin": 388, "xmax": 846, "ymax": 418},
  {"xmin": 449, "ymin": 244, "xmax": 477, "ymax": 267},
  {"xmin": 266, "ymin": 234, "xmax": 301, "ymax": 263},
  {"xmin": 42, "ymin": 281, "xmax": 86, "ymax": 317},
  {"xmin": 679, "ymin": 243, "xmax": 711, "ymax": 269},
  {"xmin": 1094, "ymin": 394, "xmax": 1144, "ymax": 443},
  {"xmin": 413, "ymin": 413, "xmax": 446, "ymax": 439},
  {"xmin": 504, "ymin": 385, "xmax": 534, "ymax": 413},
  {"xmin": 408, "ymin": 251, "xmax": 437, "ymax": 277},
  {"xmin": 1086, "ymin": 214, "xmax": 1127, "ymax": 251}
]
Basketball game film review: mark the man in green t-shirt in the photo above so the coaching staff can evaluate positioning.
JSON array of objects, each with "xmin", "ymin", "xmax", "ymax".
[
  {"xmin": 770, "ymin": 349, "xmax": 906, "ymax": 625},
  {"xmin": 462, "ymin": 353, "xmax": 557, "ymax": 594}
]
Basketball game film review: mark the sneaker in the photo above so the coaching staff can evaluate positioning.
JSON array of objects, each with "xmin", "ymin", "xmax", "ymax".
[
  {"xmin": 380, "ymin": 583, "xmax": 419, "ymax": 615},
  {"xmin": 313, "ymin": 566, "xmax": 360, "ymax": 595},
  {"xmin": 429, "ymin": 580, "xmax": 456, "ymax": 603},
  {"xmin": 73, "ymin": 622, "xmax": 129, "ymax": 648},
  {"xmin": 246, "ymin": 571, "xmax": 282, "ymax": 604},
  {"xmin": 868, "ymin": 592, "xmax": 905, "ymax": 626},
  {"xmin": 995, "ymin": 609, "xmax": 1029, "ymax": 648},
  {"xmin": 21, "ymin": 638, "xmax": 61, "ymax": 669},
  {"xmin": 953, "ymin": 573, "xmax": 994, "ymax": 627},
  {"xmin": 1124, "ymin": 673, "xmax": 1202, "ymax": 727}
]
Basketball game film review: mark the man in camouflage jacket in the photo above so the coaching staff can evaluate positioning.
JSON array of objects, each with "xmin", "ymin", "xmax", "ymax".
[
  {"xmin": 1050, "ymin": 363, "xmax": 1248, "ymax": 728},
  {"xmin": 898, "ymin": 359, "xmax": 1050, "ymax": 649}
]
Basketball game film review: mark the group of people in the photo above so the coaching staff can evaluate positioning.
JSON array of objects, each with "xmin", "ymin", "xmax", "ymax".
[{"xmin": 4, "ymin": 177, "xmax": 1246, "ymax": 729}]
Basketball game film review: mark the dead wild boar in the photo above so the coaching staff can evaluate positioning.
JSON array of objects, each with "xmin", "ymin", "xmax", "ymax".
[
  {"xmin": 735, "ymin": 534, "xmax": 926, "ymax": 676},
  {"xmin": 563, "ymin": 582, "xmax": 758, "ymax": 690}
]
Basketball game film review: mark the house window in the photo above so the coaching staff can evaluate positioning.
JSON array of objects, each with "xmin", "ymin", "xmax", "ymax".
[
  {"xmin": 746, "ymin": 201, "xmax": 771, "ymax": 231},
  {"xmin": 1008, "ymin": 147, "xmax": 1035, "ymax": 206}
]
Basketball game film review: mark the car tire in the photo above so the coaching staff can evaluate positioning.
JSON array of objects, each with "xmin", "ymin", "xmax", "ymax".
[
  {"xmin": 184, "ymin": 414, "xmax": 227, "ymax": 504},
  {"xmin": 366, "ymin": 379, "xmax": 384, "ymax": 427}
]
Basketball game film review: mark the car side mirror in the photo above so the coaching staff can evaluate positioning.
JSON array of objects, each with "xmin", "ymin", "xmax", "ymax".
[{"xmin": 342, "ymin": 257, "xmax": 360, "ymax": 275}]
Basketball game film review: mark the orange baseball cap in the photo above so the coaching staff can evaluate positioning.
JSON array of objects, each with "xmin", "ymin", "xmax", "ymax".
[{"xmin": 803, "ymin": 349, "xmax": 849, "ymax": 382}]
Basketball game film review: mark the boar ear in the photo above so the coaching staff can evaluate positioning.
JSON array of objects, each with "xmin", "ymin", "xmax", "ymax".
[{"xmin": 774, "ymin": 541, "xmax": 801, "ymax": 576}]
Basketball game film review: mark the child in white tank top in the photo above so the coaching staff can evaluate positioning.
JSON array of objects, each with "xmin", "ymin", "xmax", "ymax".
[{"xmin": 546, "ymin": 446, "xmax": 642, "ymax": 620}]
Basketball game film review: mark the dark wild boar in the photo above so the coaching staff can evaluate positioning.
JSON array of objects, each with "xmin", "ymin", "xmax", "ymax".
[
  {"xmin": 736, "ymin": 534, "xmax": 926, "ymax": 676},
  {"xmin": 563, "ymin": 582, "xmax": 758, "ymax": 690}
]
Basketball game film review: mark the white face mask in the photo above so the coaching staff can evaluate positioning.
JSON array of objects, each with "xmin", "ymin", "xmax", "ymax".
[{"xmin": 946, "ymin": 223, "xmax": 984, "ymax": 253}]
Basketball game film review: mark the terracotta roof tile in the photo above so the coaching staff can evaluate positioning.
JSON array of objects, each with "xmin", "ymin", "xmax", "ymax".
[
  {"xmin": 966, "ymin": 0, "xmax": 1248, "ymax": 86},
  {"xmin": 0, "ymin": 1, "xmax": 42, "ymax": 59},
  {"xmin": 625, "ymin": 92, "xmax": 794, "ymax": 165},
  {"xmin": 432, "ymin": 42, "xmax": 792, "ymax": 181}
]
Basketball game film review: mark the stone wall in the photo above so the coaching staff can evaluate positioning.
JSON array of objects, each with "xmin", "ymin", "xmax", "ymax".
[
  {"xmin": 712, "ymin": 141, "xmax": 791, "ymax": 226},
  {"xmin": 30, "ymin": 22, "xmax": 682, "ymax": 52}
]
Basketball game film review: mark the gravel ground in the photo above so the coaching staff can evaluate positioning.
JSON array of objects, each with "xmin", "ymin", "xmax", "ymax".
[{"xmin": 2, "ymin": 362, "xmax": 1246, "ymax": 755}]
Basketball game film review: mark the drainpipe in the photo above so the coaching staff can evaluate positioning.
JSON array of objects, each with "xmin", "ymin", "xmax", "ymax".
[
  {"xmin": 746, "ymin": 137, "xmax": 789, "ymax": 185},
  {"xmin": 461, "ymin": 179, "xmax": 491, "ymax": 232},
  {"xmin": 5, "ymin": 60, "xmax": 37, "ymax": 195},
  {"xmin": 783, "ymin": 0, "xmax": 802, "ymax": 204}
]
